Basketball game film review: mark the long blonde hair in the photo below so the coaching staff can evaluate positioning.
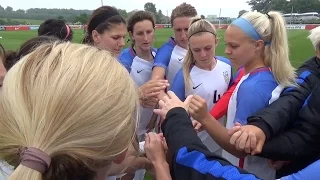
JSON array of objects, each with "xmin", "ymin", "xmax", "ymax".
[
  {"xmin": 183, "ymin": 17, "xmax": 217, "ymax": 93},
  {"xmin": 0, "ymin": 42, "xmax": 140, "ymax": 180},
  {"xmin": 241, "ymin": 11, "xmax": 296, "ymax": 87}
]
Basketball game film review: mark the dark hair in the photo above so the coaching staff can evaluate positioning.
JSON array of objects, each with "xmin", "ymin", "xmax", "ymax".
[
  {"xmin": 4, "ymin": 36, "xmax": 60, "ymax": 70},
  {"xmin": 171, "ymin": 3, "xmax": 197, "ymax": 25},
  {"xmin": 43, "ymin": 154, "xmax": 96, "ymax": 180},
  {"xmin": 38, "ymin": 19, "xmax": 73, "ymax": 41},
  {"xmin": 127, "ymin": 11, "xmax": 155, "ymax": 46},
  {"xmin": 82, "ymin": 6, "xmax": 126, "ymax": 44},
  {"xmin": 127, "ymin": 10, "xmax": 155, "ymax": 33}
]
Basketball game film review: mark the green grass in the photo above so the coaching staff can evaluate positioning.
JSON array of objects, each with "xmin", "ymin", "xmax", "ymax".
[
  {"xmin": 0, "ymin": 28, "xmax": 314, "ymax": 68},
  {"xmin": 0, "ymin": 18, "xmax": 44, "ymax": 25}
]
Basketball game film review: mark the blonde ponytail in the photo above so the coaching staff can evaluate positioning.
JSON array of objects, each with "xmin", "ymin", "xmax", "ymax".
[
  {"xmin": 242, "ymin": 11, "xmax": 296, "ymax": 87},
  {"xmin": 0, "ymin": 42, "xmax": 139, "ymax": 180}
]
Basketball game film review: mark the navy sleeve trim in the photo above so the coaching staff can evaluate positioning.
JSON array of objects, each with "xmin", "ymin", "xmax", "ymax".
[
  {"xmin": 176, "ymin": 147, "xmax": 259, "ymax": 180},
  {"xmin": 284, "ymin": 70, "xmax": 311, "ymax": 92}
]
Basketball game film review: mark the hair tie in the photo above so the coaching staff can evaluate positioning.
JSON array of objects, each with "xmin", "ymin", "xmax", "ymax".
[
  {"xmin": 266, "ymin": 13, "xmax": 272, "ymax": 19},
  {"xmin": 19, "ymin": 147, "xmax": 51, "ymax": 173},
  {"xmin": 64, "ymin": 24, "xmax": 71, "ymax": 40}
]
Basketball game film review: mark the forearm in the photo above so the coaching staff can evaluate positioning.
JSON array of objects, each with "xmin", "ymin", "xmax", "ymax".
[
  {"xmin": 151, "ymin": 67, "xmax": 165, "ymax": 80},
  {"xmin": 154, "ymin": 162, "xmax": 172, "ymax": 180},
  {"xmin": 201, "ymin": 114, "xmax": 246, "ymax": 158}
]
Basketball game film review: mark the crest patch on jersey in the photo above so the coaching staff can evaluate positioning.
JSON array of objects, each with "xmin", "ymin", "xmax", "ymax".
[{"xmin": 223, "ymin": 71, "xmax": 230, "ymax": 84}]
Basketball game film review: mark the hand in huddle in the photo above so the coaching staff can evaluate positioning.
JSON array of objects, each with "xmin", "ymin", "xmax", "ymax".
[
  {"xmin": 153, "ymin": 91, "xmax": 193, "ymax": 120},
  {"xmin": 140, "ymin": 78, "xmax": 170, "ymax": 108},
  {"xmin": 228, "ymin": 123, "xmax": 266, "ymax": 155}
]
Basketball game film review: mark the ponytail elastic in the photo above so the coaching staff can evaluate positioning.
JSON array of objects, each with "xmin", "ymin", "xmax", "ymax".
[
  {"xmin": 64, "ymin": 24, "xmax": 71, "ymax": 40},
  {"xmin": 19, "ymin": 147, "xmax": 51, "ymax": 173}
]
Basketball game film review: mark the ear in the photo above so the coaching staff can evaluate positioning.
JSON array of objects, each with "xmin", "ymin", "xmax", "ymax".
[
  {"xmin": 129, "ymin": 31, "xmax": 134, "ymax": 40},
  {"xmin": 254, "ymin": 40, "xmax": 265, "ymax": 51},
  {"xmin": 316, "ymin": 49, "xmax": 320, "ymax": 59},
  {"xmin": 92, "ymin": 30, "xmax": 101, "ymax": 44},
  {"xmin": 215, "ymin": 37, "xmax": 219, "ymax": 48},
  {"xmin": 112, "ymin": 150, "xmax": 127, "ymax": 164}
]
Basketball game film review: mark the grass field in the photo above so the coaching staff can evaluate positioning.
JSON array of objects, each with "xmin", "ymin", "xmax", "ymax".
[{"xmin": 0, "ymin": 28, "xmax": 314, "ymax": 68}]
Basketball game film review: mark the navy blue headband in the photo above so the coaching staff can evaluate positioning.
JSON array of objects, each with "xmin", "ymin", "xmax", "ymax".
[{"xmin": 231, "ymin": 17, "xmax": 270, "ymax": 45}]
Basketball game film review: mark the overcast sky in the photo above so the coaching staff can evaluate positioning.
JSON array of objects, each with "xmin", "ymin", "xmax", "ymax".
[{"xmin": 1, "ymin": 0, "xmax": 251, "ymax": 18}]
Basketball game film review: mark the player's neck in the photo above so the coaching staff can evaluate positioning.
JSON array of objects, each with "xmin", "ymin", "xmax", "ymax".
[
  {"xmin": 195, "ymin": 57, "xmax": 217, "ymax": 71},
  {"xmin": 134, "ymin": 47, "xmax": 153, "ymax": 61},
  {"xmin": 244, "ymin": 57, "xmax": 266, "ymax": 74}
]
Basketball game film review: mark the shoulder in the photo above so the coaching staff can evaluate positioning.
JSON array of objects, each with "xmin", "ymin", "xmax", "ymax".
[
  {"xmin": 156, "ymin": 37, "xmax": 176, "ymax": 54},
  {"xmin": 154, "ymin": 38, "xmax": 177, "ymax": 66},
  {"xmin": 216, "ymin": 56, "xmax": 231, "ymax": 66},
  {"xmin": 119, "ymin": 48, "xmax": 135, "ymax": 62},
  {"xmin": 239, "ymin": 71, "xmax": 280, "ymax": 102},
  {"xmin": 119, "ymin": 48, "xmax": 136, "ymax": 72}
]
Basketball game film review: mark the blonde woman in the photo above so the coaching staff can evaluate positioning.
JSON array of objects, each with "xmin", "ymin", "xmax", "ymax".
[
  {"xmin": 0, "ymin": 42, "xmax": 140, "ymax": 180},
  {"xmin": 228, "ymin": 25, "xmax": 320, "ymax": 178},
  {"xmin": 187, "ymin": 11, "xmax": 296, "ymax": 180},
  {"xmin": 170, "ymin": 17, "xmax": 232, "ymax": 156}
]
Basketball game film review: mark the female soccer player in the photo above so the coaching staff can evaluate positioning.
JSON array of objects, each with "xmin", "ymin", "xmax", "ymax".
[
  {"xmin": 82, "ymin": 6, "xmax": 127, "ymax": 57},
  {"xmin": 119, "ymin": 10, "xmax": 160, "ymax": 180},
  {"xmin": 38, "ymin": 19, "xmax": 73, "ymax": 41},
  {"xmin": 151, "ymin": 3, "xmax": 197, "ymax": 87},
  {"xmin": 187, "ymin": 11, "xmax": 296, "ymax": 180},
  {"xmin": 0, "ymin": 42, "xmax": 140, "ymax": 180},
  {"xmin": 83, "ymin": 6, "xmax": 168, "ymax": 110},
  {"xmin": 170, "ymin": 17, "xmax": 232, "ymax": 155}
]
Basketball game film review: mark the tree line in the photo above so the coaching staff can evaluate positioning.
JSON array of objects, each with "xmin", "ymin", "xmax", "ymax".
[
  {"xmin": 1, "ymin": 0, "xmax": 320, "ymax": 25},
  {"xmin": 246, "ymin": 0, "xmax": 320, "ymax": 14},
  {"xmin": 0, "ymin": 2, "xmax": 172, "ymax": 25}
]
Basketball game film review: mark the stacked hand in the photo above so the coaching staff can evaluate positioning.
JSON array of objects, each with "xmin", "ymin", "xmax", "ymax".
[
  {"xmin": 140, "ymin": 77, "xmax": 170, "ymax": 108},
  {"xmin": 228, "ymin": 123, "xmax": 266, "ymax": 155},
  {"xmin": 153, "ymin": 91, "xmax": 193, "ymax": 119}
]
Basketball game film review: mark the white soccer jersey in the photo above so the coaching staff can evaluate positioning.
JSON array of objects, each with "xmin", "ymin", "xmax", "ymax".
[
  {"xmin": 119, "ymin": 47, "xmax": 157, "ymax": 137},
  {"xmin": 153, "ymin": 37, "xmax": 187, "ymax": 84},
  {"xmin": 170, "ymin": 57, "xmax": 232, "ymax": 155}
]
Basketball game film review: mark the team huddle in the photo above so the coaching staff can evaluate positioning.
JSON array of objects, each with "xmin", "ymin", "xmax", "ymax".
[{"xmin": 0, "ymin": 2, "xmax": 319, "ymax": 180}]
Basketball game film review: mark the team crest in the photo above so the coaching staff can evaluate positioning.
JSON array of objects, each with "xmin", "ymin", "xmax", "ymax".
[{"xmin": 223, "ymin": 71, "xmax": 230, "ymax": 84}]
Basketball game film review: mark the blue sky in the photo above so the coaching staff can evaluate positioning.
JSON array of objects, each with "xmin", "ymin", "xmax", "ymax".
[{"xmin": 1, "ymin": 0, "xmax": 251, "ymax": 18}]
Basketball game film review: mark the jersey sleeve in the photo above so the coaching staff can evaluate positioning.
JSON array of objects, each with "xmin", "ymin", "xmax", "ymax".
[
  {"xmin": 280, "ymin": 160, "xmax": 320, "ymax": 180},
  {"xmin": 161, "ymin": 107, "xmax": 259, "ymax": 180},
  {"xmin": 153, "ymin": 42, "xmax": 174, "ymax": 69},
  {"xmin": 118, "ymin": 49, "xmax": 134, "ymax": 73},
  {"xmin": 169, "ymin": 69, "xmax": 186, "ymax": 101},
  {"xmin": 235, "ymin": 88, "xmax": 269, "ymax": 125},
  {"xmin": 210, "ymin": 68, "xmax": 244, "ymax": 119}
]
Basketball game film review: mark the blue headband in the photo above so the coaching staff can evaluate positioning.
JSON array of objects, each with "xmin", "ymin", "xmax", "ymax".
[{"xmin": 231, "ymin": 18, "xmax": 270, "ymax": 45}]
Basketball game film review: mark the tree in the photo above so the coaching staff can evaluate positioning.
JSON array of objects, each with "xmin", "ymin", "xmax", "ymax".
[
  {"xmin": 16, "ymin": 9, "xmax": 25, "ymax": 13},
  {"xmin": 57, "ymin": 16, "xmax": 65, "ymax": 22},
  {"xmin": 247, "ymin": 0, "xmax": 320, "ymax": 13},
  {"xmin": 117, "ymin": 9, "xmax": 128, "ymax": 18},
  {"xmin": 238, "ymin": 10, "xmax": 248, "ymax": 18},
  {"xmin": 201, "ymin": 15, "xmax": 205, "ymax": 19},
  {"xmin": 247, "ymin": 0, "xmax": 272, "ymax": 12},
  {"xmin": 144, "ymin": 2, "xmax": 157, "ymax": 14},
  {"xmin": 74, "ymin": 13, "xmax": 88, "ymax": 24},
  {"xmin": 0, "ymin": 5, "xmax": 4, "ymax": 11},
  {"xmin": 5, "ymin": 6, "xmax": 13, "ymax": 12}
]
